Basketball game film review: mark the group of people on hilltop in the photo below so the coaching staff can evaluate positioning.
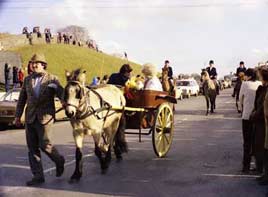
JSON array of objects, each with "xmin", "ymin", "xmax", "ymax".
[
  {"xmin": 22, "ymin": 26, "xmax": 51, "ymax": 45},
  {"xmin": 4, "ymin": 63, "xmax": 24, "ymax": 92}
]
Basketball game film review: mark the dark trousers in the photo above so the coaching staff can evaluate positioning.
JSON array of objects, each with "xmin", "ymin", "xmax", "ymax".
[
  {"xmin": 242, "ymin": 119, "xmax": 254, "ymax": 170},
  {"xmin": 26, "ymin": 119, "xmax": 63, "ymax": 178},
  {"xmin": 254, "ymin": 123, "xmax": 265, "ymax": 172},
  {"xmin": 263, "ymin": 149, "xmax": 268, "ymax": 176}
]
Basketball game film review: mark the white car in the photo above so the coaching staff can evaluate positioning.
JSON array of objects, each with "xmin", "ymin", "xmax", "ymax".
[
  {"xmin": 174, "ymin": 87, "xmax": 183, "ymax": 100},
  {"xmin": 176, "ymin": 79, "xmax": 200, "ymax": 98},
  {"xmin": 0, "ymin": 92, "xmax": 6, "ymax": 101}
]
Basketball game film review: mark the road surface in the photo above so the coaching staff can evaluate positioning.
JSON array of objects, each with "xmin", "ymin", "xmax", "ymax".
[{"xmin": 0, "ymin": 88, "xmax": 266, "ymax": 197}]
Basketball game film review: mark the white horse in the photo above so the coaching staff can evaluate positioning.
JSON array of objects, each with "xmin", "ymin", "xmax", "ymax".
[{"xmin": 64, "ymin": 69, "xmax": 127, "ymax": 183}]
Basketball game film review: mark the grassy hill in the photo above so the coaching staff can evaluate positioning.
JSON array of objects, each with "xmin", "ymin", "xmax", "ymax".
[{"xmin": 10, "ymin": 44, "xmax": 141, "ymax": 85}]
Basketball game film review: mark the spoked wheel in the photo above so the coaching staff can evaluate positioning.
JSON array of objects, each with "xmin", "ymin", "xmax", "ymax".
[{"xmin": 152, "ymin": 102, "xmax": 174, "ymax": 157}]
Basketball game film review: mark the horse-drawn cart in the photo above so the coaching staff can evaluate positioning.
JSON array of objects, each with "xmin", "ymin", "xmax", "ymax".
[
  {"xmin": 113, "ymin": 90, "xmax": 177, "ymax": 158},
  {"xmin": 64, "ymin": 71, "xmax": 178, "ymax": 179}
]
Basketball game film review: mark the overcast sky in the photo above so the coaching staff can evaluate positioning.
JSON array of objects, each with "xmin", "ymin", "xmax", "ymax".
[{"xmin": 1, "ymin": 0, "xmax": 268, "ymax": 77}]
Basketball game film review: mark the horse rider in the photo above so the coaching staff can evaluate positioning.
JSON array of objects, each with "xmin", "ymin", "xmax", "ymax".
[
  {"xmin": 163, "ymin": 60, "xmax": 173, "ymax": 79},
  {"xmin": 15, "ymin": 53, "xmax": 65, "ymax": 186},
  {"xmin": 206, "ymin": 60, "xmax": 219, "ymax": 95},
  {"xmin": 162, "ymin": 60, "xmax": 174, "ymax": 92},
  {"xmin": 107, "ymin": 64, "xmax": 133, "ymax": 155},
  {"xmin": 232, "ymin": 61, "xmax": 247, "ymax": 97},
  {"xmin": 236, "ymin": 61, "xmax": 247, "ymax": 76}
]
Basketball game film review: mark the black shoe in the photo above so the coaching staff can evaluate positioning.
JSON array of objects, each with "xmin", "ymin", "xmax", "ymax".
[
  {"xmin": 256, "ymin": 175, "xmax": 266, "ymax": 182},
  {"xmin": 56, "ymin": 156, "xmax": 65, "ymax": 177},
  {"xmin": 241, "ymin": 168, "xmax": 250, "ymax": 174},
  {"xmin": 26, "ymin": 177, "xmax": 45, "ymax": 186}
]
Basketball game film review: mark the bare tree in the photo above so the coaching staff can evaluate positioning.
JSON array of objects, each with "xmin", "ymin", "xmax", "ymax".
[{"xmin": 57, "ymin": 25, "xmax": 89, "ymax": 43}]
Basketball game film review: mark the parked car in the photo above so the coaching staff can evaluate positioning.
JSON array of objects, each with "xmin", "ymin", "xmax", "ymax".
[
  {"xmin": 174, "ymin": 86, "xmax": 183, "ymax": 100},
  {"xmin": 231, "ymin": 76, "xmax": 237, "ymax": 87},
  {"xmin": 219, "ymin": 79, "xmax": 230, "ymax": 89},
  {"xmin": 225, "ymin": 79, "xmax": 232, "ymax": 88},
  {"xmin": 176, "ymin": 79, "xmax": 200, "ymax": 98},
  {"xmin": 0, "ymin": 88, "xmax": 67, "ymax": 129},
  {"xmin": 0, "ymin": 92, "xmax": 6, "ymax": 101}
]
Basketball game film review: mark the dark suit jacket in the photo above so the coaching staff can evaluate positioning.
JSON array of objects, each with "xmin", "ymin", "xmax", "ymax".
[
  {"xmin": 15, "ymin": 72, "xmax": 64, "ymax": 125},
  {"xmin": 206, "ymin": 67, "xmax": 217, "ymax": 80},
  {"xmin": 250, "ymin": 85, "xmax": 267, "ymax": 123},
  {"xmin": 107, "ymin": 72, "xmax": 129, "ymax": 87},
  {"xmin": 236, "ymin": 67, "xmax": 247, "ymax": 76}
]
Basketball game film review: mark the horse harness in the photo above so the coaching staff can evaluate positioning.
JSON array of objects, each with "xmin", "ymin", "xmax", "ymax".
[{"xmin": 65, "ymin": 81, "xmax": 119, "ymax": 121}]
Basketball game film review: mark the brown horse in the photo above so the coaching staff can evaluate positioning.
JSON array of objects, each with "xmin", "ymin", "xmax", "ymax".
[
  {"xmin": 64, "ymin": 69, "xmax": 127, "ymax": 182},
  {"xmin": 201, "ymin": 70, "xmax": 217, "ymax": 115},
  {"xmin": 162, "ymin": 67, "xmax": 175, "ymax": 93}
]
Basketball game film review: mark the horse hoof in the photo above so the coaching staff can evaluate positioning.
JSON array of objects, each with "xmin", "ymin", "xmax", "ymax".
[
  {"xmin": 116, "ymin": 156, "xmax": 123, "ymax": 162},
  {"xmin": 101, "ymin": 168, "xmax": 108, "ymax": 174}
]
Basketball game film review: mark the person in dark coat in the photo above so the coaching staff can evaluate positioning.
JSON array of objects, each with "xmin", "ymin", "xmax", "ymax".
[
  {"xmin": 206, "ymin": 60, "xmax": 217, "ymax": 80},
  {"xmin": 236, "ymin": 61, "xmax": 247, "ymax": 76},
  {"xmin": 253, "ymin": 67, "xmax": 268, "ymax": 184},
  {"xmin": 13, "ymin": 66, "xmax": 19, "ymax": 88},
  {"xmin": 163, "ymin": 60, "xmax": 173, "ymax": 79},
  {"xmin": 107, "ymin": 64, "xmax": 132, "ymax": 156},
  {"xmin": 15, "ymin": 53, "xmax": 65, "ymax": 186},
  {"xmin": 250, "ymin": 67, "xmax": 268, "ymax": 174},
  {"xmin": 107, "ymin": 64, "xmax": 132, "ymax": 87},
  {"xmin": 4, "ymin": 63, "xmax": 11, "ymax": 92},
  {"xmin": 233, "ymin": 61, "xmax": 247, "ymax": 97},
  {"xmin": 206, "ymin": 60, "xmax": 219, "ymax": 94}
]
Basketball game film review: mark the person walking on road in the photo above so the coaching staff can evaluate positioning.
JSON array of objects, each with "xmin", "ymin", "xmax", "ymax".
[
  {"xmin": 239, "ymin": 68, "xmax": 262, "ymax": 173},
  {"xmin": 15, "ymin": 53, "xmax": 65, "ymax": 186}
]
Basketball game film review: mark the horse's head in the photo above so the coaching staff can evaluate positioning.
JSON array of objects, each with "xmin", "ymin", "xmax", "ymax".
[
  {"xmin": 64, "ymin": 69, "xmax": 87, "ymax": 118},
  {"xmin": 200, "ymin": 70, "xmax": 209, "ymax": 82}
]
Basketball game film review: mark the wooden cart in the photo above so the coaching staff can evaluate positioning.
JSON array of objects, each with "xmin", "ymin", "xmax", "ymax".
[{"xmin": 118, "ymin": 90, "xmax": 177, "ymax": 158}]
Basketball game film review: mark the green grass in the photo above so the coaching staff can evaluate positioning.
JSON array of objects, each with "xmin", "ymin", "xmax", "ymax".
[{"xmin": 11, "ymin": 44, "xmax": 141, "ymax": 85}]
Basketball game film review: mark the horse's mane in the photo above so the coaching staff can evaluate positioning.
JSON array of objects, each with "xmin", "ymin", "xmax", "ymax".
[
  {"xmin": 68, "ymin": 68, "xmax": 82, "ymax": 81},
  {"xmin": 201, "ymin": 70, "xmax": 215, "ymax": 90},
  {"xmin": 66, "ymin": 68, "xmax": 87, "ymax": 85}
]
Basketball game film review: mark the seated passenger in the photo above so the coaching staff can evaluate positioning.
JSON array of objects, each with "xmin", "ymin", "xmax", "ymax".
[
  {"xmin": 142, "ymin": 63, "xmax": 163, "ymax": 91},
  {"xmin": 107, "ymin": 64, "xmax": 132, "ymax": 87}
]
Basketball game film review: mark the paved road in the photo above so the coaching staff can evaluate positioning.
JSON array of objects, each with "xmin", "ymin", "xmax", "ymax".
[{"xmin": 0, "ymin": 89, "xmax": 266, "ymax": 197}]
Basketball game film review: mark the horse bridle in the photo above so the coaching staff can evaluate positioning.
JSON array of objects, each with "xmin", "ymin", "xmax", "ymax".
[{"xmin": 65, "ymin": 80, "xmax": 114, "ymax": 120}]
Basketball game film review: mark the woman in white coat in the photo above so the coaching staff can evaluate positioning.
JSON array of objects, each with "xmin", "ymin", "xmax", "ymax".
[{"xmin": 142, "ymin": 63, "xmax": 163, "ymax": 91}]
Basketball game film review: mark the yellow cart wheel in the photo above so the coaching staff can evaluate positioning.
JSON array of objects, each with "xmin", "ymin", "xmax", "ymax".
[{"xmin": 152, "ymin": 102, "xmax": 174, "ymax": 157}]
